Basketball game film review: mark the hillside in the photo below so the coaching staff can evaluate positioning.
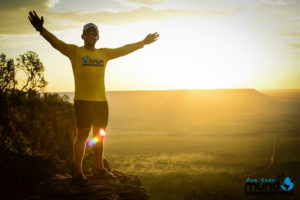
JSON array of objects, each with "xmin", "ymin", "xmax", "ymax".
[
  {"xmin": 58, "ymin": 88, "xmax": 284, "ymax": 113},
  {"xmin": 106, "ymin": 88, "xmax": 280, "ymax": 114},
  {"xmin": 55, "ymin": 89, "xmax": 299, "ymax": 136}
]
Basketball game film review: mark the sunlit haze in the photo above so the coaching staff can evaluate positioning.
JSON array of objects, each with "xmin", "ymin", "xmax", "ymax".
[{"xmin": 1, "ymin": 0, "xmax": 300, "ymax": 91}]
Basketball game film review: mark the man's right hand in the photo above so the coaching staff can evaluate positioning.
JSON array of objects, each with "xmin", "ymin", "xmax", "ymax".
[{"xmin": 28, "ymin": 10, "xmax": 44, "ymax": 32}]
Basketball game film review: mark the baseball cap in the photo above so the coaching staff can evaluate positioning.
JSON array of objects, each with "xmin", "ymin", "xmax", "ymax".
[{"xmin": 83, "ymin": 23, "xmax": 99, "ymax": 35}]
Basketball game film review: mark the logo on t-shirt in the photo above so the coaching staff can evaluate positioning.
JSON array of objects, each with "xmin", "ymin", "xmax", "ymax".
[{"xmin": 82, "ymin": 56, "xmax": 104, "ymax": 67}]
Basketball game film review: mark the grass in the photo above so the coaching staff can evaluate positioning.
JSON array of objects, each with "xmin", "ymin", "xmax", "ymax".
[
  {"xmin": 78, "ymin": 89, "xmax": 300, "ymax": 199},
  {"xmin": 82, "ymin": 134, "xmax": 300, "ymax": 199}
]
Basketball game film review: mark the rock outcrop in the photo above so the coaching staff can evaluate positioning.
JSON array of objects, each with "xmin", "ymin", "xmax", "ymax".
[
  {"xmin": 0, "ymin": 151, "xmax": 149, "ymax": 200},
  {"xmin": 32, "ymin": 170, "xmax": 149, "ymax": 200}
]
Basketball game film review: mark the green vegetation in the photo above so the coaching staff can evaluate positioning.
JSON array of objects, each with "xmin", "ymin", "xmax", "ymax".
[{"xmin": 0, "ymin": 52, "xmax": 75, "ymax": 170}]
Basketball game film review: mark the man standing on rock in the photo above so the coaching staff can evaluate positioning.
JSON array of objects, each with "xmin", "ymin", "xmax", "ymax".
[{"xmin": 28, "ymin": 10, "xmax": 159, "ymax": 184}]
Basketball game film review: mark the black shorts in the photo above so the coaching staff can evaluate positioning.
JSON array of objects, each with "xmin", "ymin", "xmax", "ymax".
[{"xmin": 74, "ymin": 100, "xmax": 109, "ymax": 129}]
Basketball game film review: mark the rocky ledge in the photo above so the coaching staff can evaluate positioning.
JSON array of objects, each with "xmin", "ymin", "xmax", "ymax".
[
  {"xmin": 32, "ymin": 170, "xmax": 149, "ymax": 200},
  {"xmin": 0, "ymin": 151, "xmax": 149, "ymax": 200}
]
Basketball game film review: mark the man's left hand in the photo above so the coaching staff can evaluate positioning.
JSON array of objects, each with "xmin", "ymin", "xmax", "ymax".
[{"xmin": 143, "ymin": 32, "xmax": 159, "ymax": 45}]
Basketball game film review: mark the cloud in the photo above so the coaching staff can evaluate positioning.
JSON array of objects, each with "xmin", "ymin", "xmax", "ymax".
[
  {"xmin": 259, "ymin": 0, "xmax": 295, "ymax": 5},
  {"xmin": 48, "ymin": 0, "xmax": 60, "ymax": 8},
  {"xmin": 125, "ymin": 0, "xmax": 164, "ymax": 5},
  {"xmin": 0, "ymin": 3, "xmax": 228, "ymax": 35},
  {"xmin": 289, "ymin": 43, "xmax": 300, "ymax": 49},
  {"xmin": 0, "ymin": 0, "xmax": 49, "ymax": 10},
  {"xmin": 275, "ymin": 31, "xmax": 300, "ymax": 37},
  {"xmin": 0, "ymin": 0, "xmax": 50, "ymax": 35},
  {"xmin": 2, "ymin": 0, "xmax": 298, "ymax": 37}
]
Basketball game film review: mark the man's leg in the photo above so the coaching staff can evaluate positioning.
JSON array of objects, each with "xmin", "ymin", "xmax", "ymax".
[
  {"xmin": 73, "ymin": 127, "xmax": 90, "ymax": 176},
  {"xmin": 91, "ymin": 125, "xmax": 117, "ymax": 179},
  {"xmin": 92, "ymin": 126, "xmax": 105, "ymax": 171}
]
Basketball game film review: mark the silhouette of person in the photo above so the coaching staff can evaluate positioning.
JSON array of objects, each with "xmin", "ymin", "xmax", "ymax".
[{"xmin": 28, "ymin": 10, "xmax": 159, "ymax": 184}]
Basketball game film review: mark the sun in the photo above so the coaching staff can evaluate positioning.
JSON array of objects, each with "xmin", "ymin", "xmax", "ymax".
[{"xmin": 132, "ymin": 17, "xmax": 271, "ymax": 90}]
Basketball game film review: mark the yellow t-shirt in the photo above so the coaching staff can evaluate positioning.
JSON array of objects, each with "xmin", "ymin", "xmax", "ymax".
[{"xmin": 41, "ymin": 29, "xmax": 144, "ymax": 101}]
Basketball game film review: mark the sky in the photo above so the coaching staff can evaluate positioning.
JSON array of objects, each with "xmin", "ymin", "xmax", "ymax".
[{"xmin": 1, "ymin": 0, "xmax": 300, "ymax": 92}]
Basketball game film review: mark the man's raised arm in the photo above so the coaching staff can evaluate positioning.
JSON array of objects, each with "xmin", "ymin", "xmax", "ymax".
[
  {"xmin": 28, "ymin": 10, "xmax": 74, "ymax": 57},
  {"xmin": 105, "ymin": 32, "xmax": 159, "ymax": 60}
]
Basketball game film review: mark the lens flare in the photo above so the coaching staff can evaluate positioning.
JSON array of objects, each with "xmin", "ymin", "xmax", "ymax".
[
  {"xmin": 100, "ymin": 128, "xmax": 106, "ymax": 136},
  {"xmin": 86, "ymin": 128, "xmax": 106, "ymax": 147}
]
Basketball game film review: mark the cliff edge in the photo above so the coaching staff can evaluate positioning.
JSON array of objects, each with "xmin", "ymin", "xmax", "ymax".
[{"xmin": 0, "ymin": 151, "xmax": 149, "ymax": 200}]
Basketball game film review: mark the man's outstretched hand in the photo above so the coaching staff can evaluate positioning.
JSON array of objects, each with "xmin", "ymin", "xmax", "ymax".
[
  {"xmin": 28, "ymin": 10, "xmax": 44, "ymax": 32},
  {"xmin": 143, "ymin": 32, "xmax": 159, "ymax": 45}
]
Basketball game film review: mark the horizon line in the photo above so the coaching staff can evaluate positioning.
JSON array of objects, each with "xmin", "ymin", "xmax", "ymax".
[{"xmin": 47, "ymin": 88, "xmax": 300, "ymax": 93}]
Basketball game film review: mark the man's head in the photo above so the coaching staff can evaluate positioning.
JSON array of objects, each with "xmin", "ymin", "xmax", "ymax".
[{"xmin": 81, "ymin": 23, "xmax": 99, "ymax": 46}]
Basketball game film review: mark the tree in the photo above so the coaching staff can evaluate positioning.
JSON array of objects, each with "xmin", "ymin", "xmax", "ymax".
[
  {"xmin": 0, "ymin": 53, "xmax": 17, "ymax": 93},
  {"xmin": 16, "ymin": 51, "xmax": 48, "ymax": 92}
]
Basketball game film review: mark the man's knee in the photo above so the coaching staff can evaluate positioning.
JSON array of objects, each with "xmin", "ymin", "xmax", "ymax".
[
  {"xmin": 76, "ymin": 128, "xmax": 90, "ymax": 141},
  {"xmin": 92, "ymin": 126, "xmax": 106, "ymax": 136}
]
